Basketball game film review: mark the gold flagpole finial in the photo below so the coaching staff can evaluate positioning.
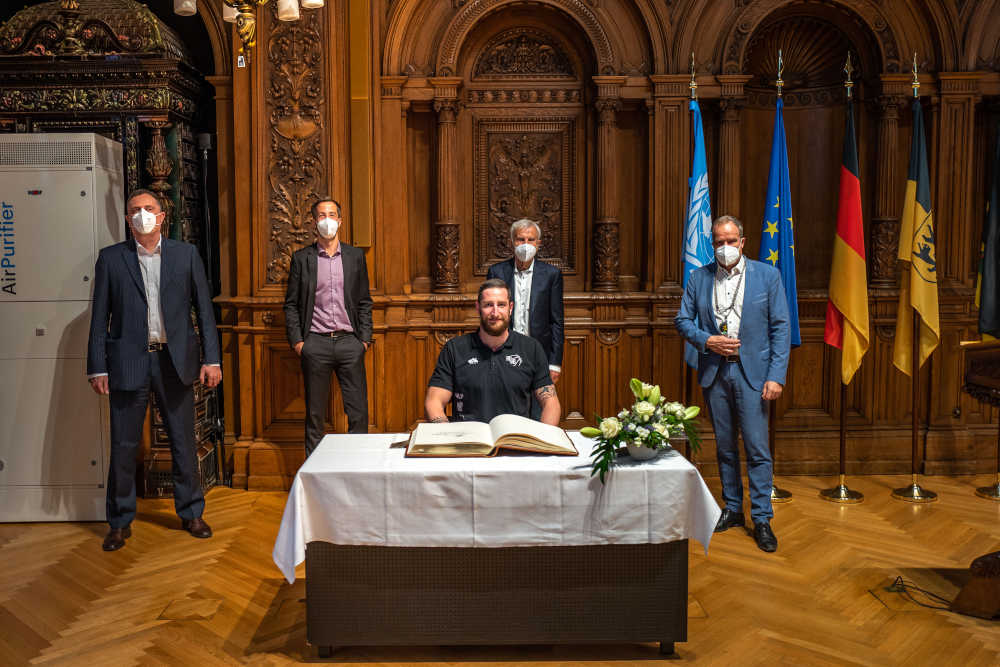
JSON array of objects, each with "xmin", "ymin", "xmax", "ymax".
[
  {"xmin": 844, "ymin": 52, "xmax": 854, "ymax": 100},
  {"xmin": 911, "ymin": 52, "xmax": 920, "ymax": 98},
  {"xmin": 689, "ymin": 52, "xmax": 698, "ymax": 100},
  {"xmin": 776, "ymin": 49, "xmax": 784, "ymax": 98}
]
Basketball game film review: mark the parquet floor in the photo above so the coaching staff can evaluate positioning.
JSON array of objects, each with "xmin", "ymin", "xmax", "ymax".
[{"xmin": 1, "ymin": 474, "xmax": 998, "ymax": 666}]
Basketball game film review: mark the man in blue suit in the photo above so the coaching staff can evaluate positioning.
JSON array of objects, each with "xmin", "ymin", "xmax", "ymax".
[
  {"xmin": 487, "ymin": 219, "xmax": 564, "ymax": 419},
  {"xmin": 87, "ymin": 189, "xmax": 221, "ymax": 551},
  {"xmin": 675, "ymin": 215, "xmax": 790, "ymax": 552}
]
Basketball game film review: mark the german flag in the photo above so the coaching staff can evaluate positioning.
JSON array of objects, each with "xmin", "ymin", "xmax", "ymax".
[
  {"xmin": 892, "ymin": 98, "xmax": 939, "ymax": 375},
  {"xmin": 824, "ymin": 98, "xmax": 869, "ymax": 384}
]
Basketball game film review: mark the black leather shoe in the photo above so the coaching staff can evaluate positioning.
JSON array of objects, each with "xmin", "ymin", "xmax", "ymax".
[
  {"xmin": 102, "ymin": 526, "xmax": 131, "ymax": 551},
  {"xmin": 753, "ymin": 521, "xmax": 778, "ymax": 552},
  {"xmin": 714, "ymin": 508, "xmax": 746, "ymax": 533},
  {"xmin": 182, "ymin": 517, "xmax": 213, "ymax": 539}
]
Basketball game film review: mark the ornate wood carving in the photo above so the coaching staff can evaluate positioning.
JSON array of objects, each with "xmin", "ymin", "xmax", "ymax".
[
  {"xmin": 431, "ymin": 82, "xmax": 462, "ymax": 292},
  {"xmin": 468, "ymin": 89, "xmax": 581, "ymax": 104},
  {"xmin": 0, "ymin": 0, "xmax": 190, "ymax": 59},
  {"xmin": 872, "ymin": 94, "xmax": 902, "ymax": 287},
  {"xmin": 265, "ymin": 3, "xmax": 325, "ymax": 285},
  {"xmin": 473, "ymin": 28, "xmax": 575, "ymax": 79},
  {"xmin": 144, "ymin": 120, "xmax": 174, "ymax": 236},
  {"xmin": 437, "ymin": 0, "xmax": 616, "ymax": 76},
  {"xmin": 474, "ymin": 119, "xmax": 576, "ymax": 274},
  {"xmin": 592, "ymin": 79, "xmax": 623, "ymax": 291},
  {"xmin": 722, "ymin": 0, "xmax": 901, "ymax": 75}
]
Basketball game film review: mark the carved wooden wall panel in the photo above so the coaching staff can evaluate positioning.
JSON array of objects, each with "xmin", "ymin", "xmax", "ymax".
[
  {"xmin": 263, "ymin": 3, "xmax": 326, "ymax": 288},
  {"xmin": 214, "ymin": 0, "xmax": 1000, "ymax": 489},
  {"xmin": 473, "ymin": 117, "xmax": 577, "ymax": 274}
]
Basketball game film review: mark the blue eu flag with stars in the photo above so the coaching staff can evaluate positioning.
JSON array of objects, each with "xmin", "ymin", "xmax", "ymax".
[{"xmin": 759, "ymin": 97, "xmax": 801, "ymax": 348}]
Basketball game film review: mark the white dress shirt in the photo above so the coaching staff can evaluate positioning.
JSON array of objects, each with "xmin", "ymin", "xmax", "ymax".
[
  {"xmin": 137, "ymin": 238, "xmax": 167, "ymax": 344},
  {"xmin": 713, "ymin": 255, "xmax": 746, "ymax": 340},
  {"xmin": 512, "ymin": 260, "xmax": 560, "ymax": 374},
  {"xmin": 513, "ymin": 263, "xmax": 533, "ymax": 337}
]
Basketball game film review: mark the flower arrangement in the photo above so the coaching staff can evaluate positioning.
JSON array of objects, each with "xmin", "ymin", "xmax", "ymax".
[{"xmin": 581, "ymin": 378, "xmax": 701, "ymax": 482}]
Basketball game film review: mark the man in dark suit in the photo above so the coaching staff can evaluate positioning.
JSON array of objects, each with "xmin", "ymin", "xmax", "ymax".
[
  {"xmin": 487, "ymin": 219, "xmax": 564, "ymax": 418},
  {"xmin": 87, "ymin": 189, "xmax": 221, "ymax": 552},
  {"xmin": 284, "ymin": 198, "xmax": 373, "ymax": 457},
  {"xmin": 675, "ymin": 215, "xmax": 790, "ymax": 553}
]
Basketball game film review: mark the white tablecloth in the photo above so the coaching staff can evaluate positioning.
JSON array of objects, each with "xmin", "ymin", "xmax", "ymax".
[{"xmin": 273, "ymin": 432, "xmax": 721, "ymax": 583}]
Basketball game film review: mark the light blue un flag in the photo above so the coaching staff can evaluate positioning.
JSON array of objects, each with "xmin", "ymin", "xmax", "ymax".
[
  {"xmin": 759, "ymin": 97, "xmax": 801, "ymax": 347},
  {"xmin": 684, "ymin": 99, "xmax": 713, "ymax": 367}
]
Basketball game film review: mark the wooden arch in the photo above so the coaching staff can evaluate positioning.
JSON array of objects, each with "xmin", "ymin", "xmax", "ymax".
[
  {"xmin": 195, "ymin": 1, "xmax": 232, "ymax": 77},
  {"xmin": 436, "ymin": 0, "xmax": 618, "ymax": 76},
  {"xmin": 718, "ymin": 0, "xmax": 903, "ymax": 76}
]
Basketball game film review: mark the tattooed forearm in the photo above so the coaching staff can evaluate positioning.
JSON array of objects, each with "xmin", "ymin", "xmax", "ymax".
[{"xmin": 535, "ymin": 384, "xmax": 557, "ymax": 401}]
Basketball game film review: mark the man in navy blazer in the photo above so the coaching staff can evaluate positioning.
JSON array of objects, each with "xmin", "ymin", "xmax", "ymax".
[
  {"xmin": 675, "ymin": 215, "xmax": 790, "ymax": 553},
  {"xmin": 87, "ymin": 189, "xmax": 221, "ymax": 551},
  {"xmin": 487, "ymin": 219, "xmax": 564, "ymax": 420}
]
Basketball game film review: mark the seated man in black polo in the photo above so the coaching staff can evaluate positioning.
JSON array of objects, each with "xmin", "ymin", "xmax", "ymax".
[{"xmin": 425, "ymin": 278, "xmax": 561, "ymax": 425}]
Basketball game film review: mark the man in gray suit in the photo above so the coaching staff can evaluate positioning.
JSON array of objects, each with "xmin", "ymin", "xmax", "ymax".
[
  {"xmin": 675, "ymin": 215, "xmax": 790, "ymax": 552},
  {"xmin": 87, "ymin": 189, "xmax": 221, "ymax": 551}
]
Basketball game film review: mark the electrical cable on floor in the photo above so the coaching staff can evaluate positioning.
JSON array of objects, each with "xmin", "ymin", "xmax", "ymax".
[{"xmin": 886, "ymin": 575, "xmax": 952, "ymax": 611}]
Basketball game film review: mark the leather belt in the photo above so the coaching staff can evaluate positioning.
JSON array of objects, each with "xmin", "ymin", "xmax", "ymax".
[
  {"xmin": 314, "ymin": 330, "xmax": 353, "ymax": 339},
  {"xmin": 723, "ymin": 355, "xmax": 739, "ymax": 363},
  {"xmin": 148, "ymin": 342, "xmax": 167, "ymax": 352}
]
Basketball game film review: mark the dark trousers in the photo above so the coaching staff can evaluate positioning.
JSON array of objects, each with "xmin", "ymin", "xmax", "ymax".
[
  {"xmin": 302, "ymin": 332, "xmax": 368, "ymax": 457},
  {"xmin": 107, "ymin": 349, "xmax": 204, "ymax": 529}
]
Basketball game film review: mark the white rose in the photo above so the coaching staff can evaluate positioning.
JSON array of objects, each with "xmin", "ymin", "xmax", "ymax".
[
  {"xmin": 635, "ymin": 401, "xmax": 655, "ymax": 421},
  {"xmin": 664, "ymin": 401, "xmax": 685, "ymax": 418},
  {"xmin": 599, "ymin": 417, "xmax": 621, "ymax": 439},
  {"xmin": 653, "ymin": 423, "xmax": 668, "ymax": 436}
]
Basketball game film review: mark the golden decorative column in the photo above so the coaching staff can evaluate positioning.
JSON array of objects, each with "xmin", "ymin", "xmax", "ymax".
[
  {"xmin": 430, "ymin": 77, "xmax": 462, "ymax": 293},
  {"xmin": 144, "ymin": 120, "xmax": 175, "ymax": 237},
  {"xmin": 592, "ymin": 76, "xmax": 625, "ymax": 291}
]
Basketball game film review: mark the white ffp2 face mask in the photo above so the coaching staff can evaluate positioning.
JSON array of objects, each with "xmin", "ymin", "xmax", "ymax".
[
  {"xmin": 130, "ymin": 209, "xmax": 159, "ymax": 235},
  {"xmin": 514, "ymin": 243, "xmax": 537, "ymax": 263},
  {"xmin": 317, "ymin": 216, "xmax": 339, "ymax": 239},
  {"xmin": 715, "ymin": 244, "xmax": 740, "ymax": 267}
]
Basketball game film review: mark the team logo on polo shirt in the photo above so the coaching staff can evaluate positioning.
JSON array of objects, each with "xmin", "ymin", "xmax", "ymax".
[
  {"xmin": 467, "ymin": 357, "xmax": 479, "ymax": 365},
  {"xmin": 505, "ymin": 354, "xmax": 523, "ymax": 367}
]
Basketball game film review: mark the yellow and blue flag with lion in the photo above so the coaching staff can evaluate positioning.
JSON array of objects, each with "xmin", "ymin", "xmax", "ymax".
[{"xmin": 893, "ymin": 98, "xmax": 939, "ymax": 375}]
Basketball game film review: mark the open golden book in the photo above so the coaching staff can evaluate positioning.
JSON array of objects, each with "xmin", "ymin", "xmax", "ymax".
[{"xmin": 406, "ymin": 414, "xmax": 578, "ymax": 457}]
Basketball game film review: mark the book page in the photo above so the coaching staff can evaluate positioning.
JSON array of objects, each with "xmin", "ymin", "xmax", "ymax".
[
  {"xmin": 487, "ymin": 414, "xmax": 577, "ymax": 454},
  {"xmin": 406, "ymin": 421, "xmax": 494, "ymax": 456}
]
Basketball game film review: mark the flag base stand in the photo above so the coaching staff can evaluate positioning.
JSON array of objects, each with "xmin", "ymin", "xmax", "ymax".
[
  {"xmin": 770, "ymin": 485, "xmax": 793, "ymax": 503},
  {"xmin": 974, "ymin": 478, "xmax": 1000, "ymax": 501},
  {"xmin": 820, "ymin": 475, "xmax": 863, "ymax": 503},
  {"xmin": 891, "ymin": 476, "xmax": 937, "ymax": 503}
]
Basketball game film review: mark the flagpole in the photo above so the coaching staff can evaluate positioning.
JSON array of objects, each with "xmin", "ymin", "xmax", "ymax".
[
  {"xmin": 769, "ymin": 48, "xmax": 792, "ymax": 504},
  {"xmin": 821, "ymin": 53, "xmax": 863, "ymax": 504},
  {"xmin": 892, "ymin": 54, "xmax": 937, "ymax": 503},
  {"xmin": 683, "ymin": 51, "xmax": 697, "ymax": 464}
]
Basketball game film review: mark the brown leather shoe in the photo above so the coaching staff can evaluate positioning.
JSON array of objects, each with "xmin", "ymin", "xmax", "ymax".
[
  {"xmin": 182, "ymin": 517, "xmax": 212, "ymax": 538},
  {"xmin": 102, "ymin": 526, "xmax": 131, "ymax": 551}
]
